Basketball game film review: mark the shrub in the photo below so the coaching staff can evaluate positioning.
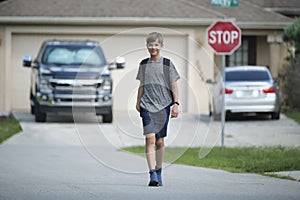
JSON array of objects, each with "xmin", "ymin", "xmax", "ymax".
[{"xmin": 281, "ymin": 18, "xmax": 300, "ymax": 109}]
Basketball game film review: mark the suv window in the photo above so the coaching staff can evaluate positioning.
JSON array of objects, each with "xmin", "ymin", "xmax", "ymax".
[
  {"xmin": 42, "ymin": 45, "xmax": 107, "ymax": 67},
  {"xmin": 226, "ymin": 70, "xmax": 270, "ymax": 82}
]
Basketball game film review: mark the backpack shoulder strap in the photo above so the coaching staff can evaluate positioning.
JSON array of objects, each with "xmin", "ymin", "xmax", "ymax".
[
  {"xmin": 163, "ymin": 58, "xmax": 174, "ymax": 101},
  {"xmin": 140, "ymin": 58, "xmax": 149, "ymax": 83},
  {"xmin": 163, "ymin": 58, "xmax": 171, "ymax": 85},
  {"xmin": 140, "ymin": 58, "xmax": 149, "ymax": 65},
  {"xmin": 163, "ymin": 57, "xmax": 170, "ymax": 67}
]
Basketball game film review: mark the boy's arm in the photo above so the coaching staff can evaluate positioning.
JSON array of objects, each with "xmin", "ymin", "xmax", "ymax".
[
  {"xmin": 171, "ymin": 82, "xmax": 179, "ymax": 118},
  {"xmin": 136, "ymin": 83, "xmax": 144, "ymax": 112}
]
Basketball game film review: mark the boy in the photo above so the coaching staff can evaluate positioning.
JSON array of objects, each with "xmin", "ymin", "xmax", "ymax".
[{"xmin": 136, "ymin": 32, "xmax": 180, "ymax": 186}]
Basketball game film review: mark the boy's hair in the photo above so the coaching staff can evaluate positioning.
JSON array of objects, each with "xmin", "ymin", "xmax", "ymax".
[{"xmin": 146, "ymin": 32, "xmax": 164, "ymax": 44}]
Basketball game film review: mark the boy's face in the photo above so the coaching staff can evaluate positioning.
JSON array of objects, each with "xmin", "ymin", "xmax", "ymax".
[{"xmin": 147, "ymin": 39, "xmax": 163, "ymax": 57}]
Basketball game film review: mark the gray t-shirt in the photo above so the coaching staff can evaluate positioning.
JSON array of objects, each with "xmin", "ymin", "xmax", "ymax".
[{"xmin": 136, "ymin": 57, "xmax": 180, "ymax": 112}]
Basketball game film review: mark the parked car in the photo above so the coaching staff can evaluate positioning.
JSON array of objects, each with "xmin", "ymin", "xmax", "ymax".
[
  {"xmin": 23, "ymin": 40, "xmax": 125, "ymax": 123},
  {"xmin": 208, "ymin": 66, "xmax": 281, "ymax": 120}
]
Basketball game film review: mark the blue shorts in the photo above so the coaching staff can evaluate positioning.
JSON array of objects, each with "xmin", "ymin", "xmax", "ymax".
[{"xmin": 140, "ymin": 106, "xmax": 171, "ymax": 138}]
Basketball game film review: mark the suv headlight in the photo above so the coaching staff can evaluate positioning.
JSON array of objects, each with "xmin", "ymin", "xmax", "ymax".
[
  {"xmin": 103, "ymin": 79, "xmax": 112, "ymax": 91},
  {"xmin": 40, "ymin": 68, "xmax": 51, "ymax": 75},
  {"xmin": 97, "ymin": 78, "xmax": 112, "ymax": 94},
  {"xmin": 39, "ymin": 76, "xmax": 52, "ymax": 93}
]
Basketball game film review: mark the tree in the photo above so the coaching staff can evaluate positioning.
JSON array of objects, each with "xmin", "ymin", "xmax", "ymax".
[
  {"xmin": 281, "ymin": 18, "xmax": 300, "ymax": 109},
  {"xmin": 283, "ymin": 17, "xmax": 300, "ymax": 57}
]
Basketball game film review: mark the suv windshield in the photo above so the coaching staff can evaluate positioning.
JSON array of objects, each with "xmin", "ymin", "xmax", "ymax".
[
  {"xmin": 226, "ymin": 70, "xmax": 270, "ymax": 82},
  {"xmin": 42, "ymin": 45, "xmax": 107, "ymax": 67}
]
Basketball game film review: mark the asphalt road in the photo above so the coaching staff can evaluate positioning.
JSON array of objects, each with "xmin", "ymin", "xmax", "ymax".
[{"xmin": 0, "ymin": 111, "xmax": 299, "ymax": 200}]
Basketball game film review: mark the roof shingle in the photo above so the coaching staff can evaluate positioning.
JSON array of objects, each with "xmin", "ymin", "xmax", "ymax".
[{"xmin": 0, "ymin": 0, "xmax": 293, "ymax": 26}]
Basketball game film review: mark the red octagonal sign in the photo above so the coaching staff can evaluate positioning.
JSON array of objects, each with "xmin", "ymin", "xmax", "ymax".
[{"xmin": 206, "ymin": 20, "xmax": 241, "ymax": 55}]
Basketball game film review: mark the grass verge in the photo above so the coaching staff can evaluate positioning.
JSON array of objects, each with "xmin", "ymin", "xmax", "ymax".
[
  {"xmin": 0, "ymin": 115, "xmax": 22, "ymax": 144},
  {"xmin": 122, "ymin": 146, "xmax": 300, "ymax": 174}
]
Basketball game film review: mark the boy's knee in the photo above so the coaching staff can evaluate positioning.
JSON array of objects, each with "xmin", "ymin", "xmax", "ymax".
[
  {"xmin": 155, "ymin": 140, "xmax": 164, "ymax": 149},
  {"xmin": 146, "ymin": 134, "xmax": 156, "ymax": 146},
  {"xmin": 146, "ymin": 140, "xmax": 155, "ymax": 146}
]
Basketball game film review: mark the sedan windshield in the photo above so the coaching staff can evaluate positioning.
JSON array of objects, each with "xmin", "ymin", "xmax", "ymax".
[
  {"xmin": 226, "ymin": 70, "xmax": 271, "ymax": 82},
  {"xmin": 42, "ymin": 45, "xmax": 107, "ymax": 67}
]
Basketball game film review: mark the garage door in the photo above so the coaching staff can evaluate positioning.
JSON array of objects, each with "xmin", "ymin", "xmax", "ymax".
[{"xmin": 10, "ymin": 30, "xmax": 187, "ymax": 112}]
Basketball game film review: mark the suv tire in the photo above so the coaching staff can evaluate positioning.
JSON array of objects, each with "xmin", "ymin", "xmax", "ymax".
[
  {"xmin": 30, "ymin": 92, "xmax": 35, "ymax": 114},
  {"xmin": 103, "ymin": 112, "xmax": 113, "ymax": 123},
  {"xmin": 34, "ymin": 103, "xmax": 46, "ymax": 122}
]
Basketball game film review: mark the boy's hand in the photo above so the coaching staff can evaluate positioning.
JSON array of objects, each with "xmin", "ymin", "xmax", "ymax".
[{"xmin": 171, "ymin": 105, "xmax": 179, "ymax": 118}]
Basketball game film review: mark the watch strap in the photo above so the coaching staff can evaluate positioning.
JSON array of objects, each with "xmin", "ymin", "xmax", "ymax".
[{"xmin": 173, "ymin": 101, "xmax": 180, "ymax": 106}]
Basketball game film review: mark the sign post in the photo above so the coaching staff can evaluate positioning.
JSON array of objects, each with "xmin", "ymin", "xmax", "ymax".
[{"xmin": 206, "ymin": 20, "xmax": 241, "ymax": 146}]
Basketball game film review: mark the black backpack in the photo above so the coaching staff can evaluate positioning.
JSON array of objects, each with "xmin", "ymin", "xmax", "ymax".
[{"xmin": 140, "ymin": 57, "xmax": 173, "ymax": 101}]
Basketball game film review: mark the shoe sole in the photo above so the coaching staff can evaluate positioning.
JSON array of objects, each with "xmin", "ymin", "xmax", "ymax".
[{"xmin": 148, "ymin": 180, "xmax": 159, "ymax": 187}]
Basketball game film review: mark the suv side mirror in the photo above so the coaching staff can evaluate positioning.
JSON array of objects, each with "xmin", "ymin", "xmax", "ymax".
[
  {"xmin": 23, "ymin": 55, "xmax": 32, "ymax": 67},
  {"xmin": 115, "ymin": 56, "xmax": 125, "ymax": 69}
]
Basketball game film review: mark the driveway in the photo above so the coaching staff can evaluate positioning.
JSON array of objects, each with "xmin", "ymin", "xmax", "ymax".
[
  {"xmin": 224, "ymin": 114, "xmax": 300, "ymax": 147},
  {"xmin": 112, "ymin": 111, "xmax": 300, "ymax": 148},
  {"xmin": 0, "ymin": 111, "xmax": 299, "ymax": 200}
]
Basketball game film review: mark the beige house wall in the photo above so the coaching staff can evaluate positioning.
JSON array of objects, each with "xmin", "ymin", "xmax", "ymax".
[
  {"xmin": 1, "ymin": 25, "xmax": 215, "ymax": 115},
  {"xmin": 0, "ymin": 24, "xmax": 289, "ymax": 115},
  {"xmin": 0, "ymin": 26, "xmax": 5, "ymax": 113},
  {"xmin": 256, "ymin": 36, "xmax": 270, "ymax": 67},
  {"xmin": 244, "ymin": 29, "xmax": 287, "ymax": 77},
  {"xmin": 211, "ymin": 30, "xmax": 287, "ymax": 79}
]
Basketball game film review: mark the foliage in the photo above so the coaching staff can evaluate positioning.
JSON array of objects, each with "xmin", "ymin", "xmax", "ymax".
[
  {"xmin": 283, "ymin": 17, "xmax": 300, "ymax": 56},
  {"xmin": 281, "ymin": 18, "xmax": 300, "ymax": 109},
  {"xmin": 280, "ymin": 53, "xmax": 300, "ymax": 109}
]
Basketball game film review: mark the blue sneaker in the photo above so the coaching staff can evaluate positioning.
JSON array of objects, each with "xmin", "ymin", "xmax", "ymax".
[
  {"xmin": 156, "ymin": 168, "xmax": 163, "ymax": 186},
  {"xmin": 148, "ymin": 170, "xmax": 159, "ymax": 187}
]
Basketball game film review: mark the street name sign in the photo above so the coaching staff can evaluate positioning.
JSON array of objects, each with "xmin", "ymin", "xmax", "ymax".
[{"xmin": 211, "ymin": 0, "xmax": 239, "ymax": 7}]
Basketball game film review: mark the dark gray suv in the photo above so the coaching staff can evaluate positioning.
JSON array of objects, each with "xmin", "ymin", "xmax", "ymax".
[{"xmin": 23, "ymin": 40, "xmax": 125, "ymax": 122}]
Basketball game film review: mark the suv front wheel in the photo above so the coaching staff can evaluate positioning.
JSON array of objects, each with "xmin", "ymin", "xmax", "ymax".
[
  {"xmin": 34, "ymin": 103, "xmax": 46, "ymax": 122},
  {"xmin": 102, "ymin": 111, "xmax": 113, "ymax": 123}
]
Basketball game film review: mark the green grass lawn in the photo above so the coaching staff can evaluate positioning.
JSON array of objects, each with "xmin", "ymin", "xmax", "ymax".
[
  {"xmin": 0, "ymin": 115, "xmax": 22, "ymax": 144},
  {"xmin": 122, "ymin": 146, "xmax": 300, "ymax": 174}
]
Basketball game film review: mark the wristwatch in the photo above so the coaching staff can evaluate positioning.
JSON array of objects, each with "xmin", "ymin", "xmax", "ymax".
[{"xmin": 173, "ymin": 101, "xmax": 180, "ymax": 106}]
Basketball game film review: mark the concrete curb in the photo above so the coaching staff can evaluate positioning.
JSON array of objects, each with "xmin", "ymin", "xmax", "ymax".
[{"xmin": 265, "ymin": 171, "xmax": 300, "ymax": 181}]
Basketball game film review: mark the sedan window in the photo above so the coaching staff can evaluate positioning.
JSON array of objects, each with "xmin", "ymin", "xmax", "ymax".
[{"xmin": 226, "ymin": 70, "xmax": 270, "ymax": 82}]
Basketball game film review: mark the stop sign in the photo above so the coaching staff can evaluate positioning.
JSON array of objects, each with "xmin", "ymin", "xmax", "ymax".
[{"xmin": 206, "ymin": 20, "xmax": 241, "ymax": 55}]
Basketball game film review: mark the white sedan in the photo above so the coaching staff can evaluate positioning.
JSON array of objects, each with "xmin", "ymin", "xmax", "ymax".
[{"xmin": 208, "ymin": 66, "xmax": 281, "ymax": 120}]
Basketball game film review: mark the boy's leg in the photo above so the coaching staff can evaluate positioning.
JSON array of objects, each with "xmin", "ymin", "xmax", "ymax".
[
  {"xmin": 155, "ymin": 137, "xmax": 164, "ymax": 186},
  {"xmin": 154, "ymin": 106, "xmax": 169, "ymax": 186},
  {"xmin": 155, "ymin": 137, "xmax": 164, "ymax": 169},
  {"xmin": 145, "ymin": 133, "xmax": 156, "ymax": 170},
  {"xmin": 145, "ymin": 133, "xmax": 159, "ymax": 186}
]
